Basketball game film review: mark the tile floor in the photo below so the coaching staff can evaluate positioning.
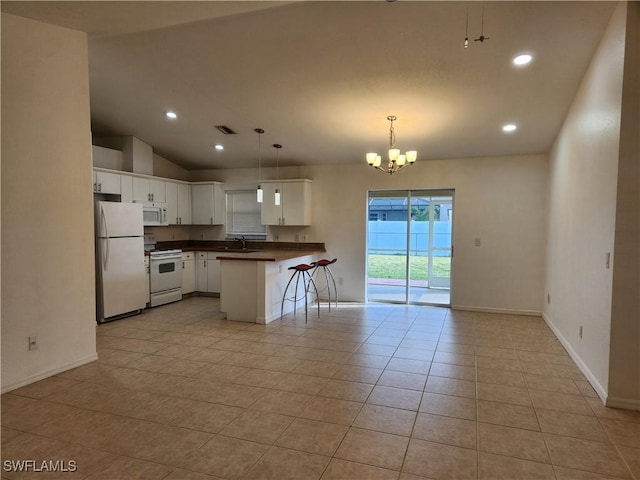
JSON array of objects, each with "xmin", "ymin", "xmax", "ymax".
[{"xmin": 2, "ymin": 297, "xmax": 639, "ymax": 480}]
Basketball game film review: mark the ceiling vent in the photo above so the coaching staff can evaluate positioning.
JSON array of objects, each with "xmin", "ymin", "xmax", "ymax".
[{"xmin": 215, "ymin": 125, "xmax": 236, "ymax": 135}]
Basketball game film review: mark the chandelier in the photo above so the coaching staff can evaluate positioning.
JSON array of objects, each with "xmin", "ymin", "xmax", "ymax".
[{"xmin": 366, "ymin": 115, "xmax": 417, "ymax": 174}]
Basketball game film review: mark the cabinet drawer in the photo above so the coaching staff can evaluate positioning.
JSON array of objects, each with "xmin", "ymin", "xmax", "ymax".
[
  {"xmin": 197, "ymin": 252, "xmax": 207, "ymax": 260},
  {"xmin": 182, "ymin": 252, "xmax": 194, "ymax": 261}
]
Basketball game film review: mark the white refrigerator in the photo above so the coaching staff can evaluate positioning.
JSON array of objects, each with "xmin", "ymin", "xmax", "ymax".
[{"xmin": 96, "ymin": 201, "xmax": 147, "ymax": 323}]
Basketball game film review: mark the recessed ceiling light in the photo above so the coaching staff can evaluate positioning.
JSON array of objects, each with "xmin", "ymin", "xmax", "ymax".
[
  {"xmin": 165, "ymin": 111, "xmax": 177, "ymax": 119},
  {"xmin": 502, "ymin": 124, "xmax": 517, "ymax": 133},
  {"xmin": 513, "ymin": 54, "xmax": 533, "ymax": 66},
  {"xmin": 213, "ymin": 144, "xmax": 224, "ymax": 151}
]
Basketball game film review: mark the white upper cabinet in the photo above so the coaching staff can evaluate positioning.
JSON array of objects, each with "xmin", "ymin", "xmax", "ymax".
[
  {"xmin": 93, "ymin": 170, "xmax": 121, "ymax": 195},
  {"xmin": 120, "ymin": 175, "xmax": 133, "ymax": 203},
  {"xmin": 260, "ymin": 180, "xmax": 312, "ymax": 226},
  {"xmin": 191, "ymin": 183, "xmax": 225, "ymax": 225},
  {"xmin": 133, "ymin": 177, "xmax": 166, "ymax": 202},
  {"xmin": 166, "ymin": 181, "xmax": 192, "ymax": 225}
]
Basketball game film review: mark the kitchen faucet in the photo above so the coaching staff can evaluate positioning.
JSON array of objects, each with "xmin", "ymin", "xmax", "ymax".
[{"xmin": 235, "ymin": 236, "xmax": 247, "ymax": 250}]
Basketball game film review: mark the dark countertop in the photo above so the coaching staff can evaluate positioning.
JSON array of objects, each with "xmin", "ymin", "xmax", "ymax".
[{"xmin": 155, "ymin": 240, "xmax": 326, "ymax": 262}]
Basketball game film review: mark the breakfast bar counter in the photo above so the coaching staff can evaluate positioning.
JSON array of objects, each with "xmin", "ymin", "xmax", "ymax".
[{"xmin": 218, "ymin": 250, "xmax": 324, "ymax": 324}]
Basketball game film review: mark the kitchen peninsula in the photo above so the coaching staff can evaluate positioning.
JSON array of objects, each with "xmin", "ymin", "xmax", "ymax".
[{"xmin": 156, "ymin": 241, "xmax": 325, "ymax": 323}]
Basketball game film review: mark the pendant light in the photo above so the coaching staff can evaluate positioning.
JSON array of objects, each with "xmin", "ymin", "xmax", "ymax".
[
  {"xmin": 273, "ymin": 144, "xmax": 282, "ymax": 206},
  {"xmin": 255, "ymin": 128, "xmax": 264, "ymax": 203}
]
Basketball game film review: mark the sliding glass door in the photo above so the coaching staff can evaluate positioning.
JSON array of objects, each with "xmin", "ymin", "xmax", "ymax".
[{"xmin": 367, "ymin": 190, "xmax": 453, "ymax": 305}]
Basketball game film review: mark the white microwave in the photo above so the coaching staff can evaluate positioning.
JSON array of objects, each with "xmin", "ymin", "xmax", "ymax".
[{"xmin": 135, "ymin": 201, "xmax": 168, "ymax": 226}]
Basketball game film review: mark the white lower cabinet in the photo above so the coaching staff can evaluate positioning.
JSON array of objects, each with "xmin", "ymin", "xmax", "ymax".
[
  {"xmin": 181, "ymin": 252, "xmax": 195, "ymax": 294},
  {"xmin": 195, "ymin": 251, "xmax": 220, "ymax": 294}
]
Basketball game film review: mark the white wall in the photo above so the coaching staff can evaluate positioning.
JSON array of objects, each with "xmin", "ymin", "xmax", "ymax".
[
  {"xmin": 1, "ymin": 14, "xmax": 97, "ymax": 391},
  {"xmin": 191, "ymin": 152, "xmax": 548, "ymax": 314},
  {"xmin": 544, "ymin": 2, "xmax": 631, "ymax": 405}
]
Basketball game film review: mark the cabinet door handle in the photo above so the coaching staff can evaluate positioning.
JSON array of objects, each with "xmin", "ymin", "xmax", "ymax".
[
  {"xmin": 93, "ymin": 183, "xmax": 97, "ymax": 192},
  {"xmin": 204, "ymin": 261, "xmax": 206, "ymax": 267},
  {"xmin": 98, "ymin": 183, "xmax": 102, "ymax": 192},
  {"xmin": 182, "ymin": 261, "xmax": 185, "ymax": 269},
  {"xmin": 210, "ymin": 218, "xmax": 213, "ymax": 224}
]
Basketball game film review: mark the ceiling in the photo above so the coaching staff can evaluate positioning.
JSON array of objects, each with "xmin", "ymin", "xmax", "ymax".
[{"xmin": 2, "ymin": 1, "xmax": 616, "ymax": 170}]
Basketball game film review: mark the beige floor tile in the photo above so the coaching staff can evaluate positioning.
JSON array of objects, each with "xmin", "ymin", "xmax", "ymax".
[
  {"xmin": 244, "ymin": 446, "xmax": 330, "ymax": 480},
  {"xmin": 529, "ymin": 390, "xmax": 593, "ymax": 416},
  {"xmin": 574, "ymin": 380, "xmax": 599, "ymax": 399},
  {"xmin": 476, "ymin": 355, "xmax": 522, "ymax": 372},
  {"xmin": 477, "ymin": 382, "xmax": 532, "ymax": 407},
  {"xmin": 385, "ymin": 358, "xmax": 431, "ymax": 374},
  {"xmin": 163, "ymin": 468, "xmax": 223, "ymax": 479},
  {"xmin": 544, "ymin": 433, "xmax": 631, "ymax": 478},
  {"xmin": 193, "ymin": 363, "xmax": 250, "ymax": 383},
  {"xmin": 477, "ymin": 400, "xmax": 540, "ymax": 431},
  {"xmin": 476, "ymin": 368, "xmax": 526, "ymax": 387},
  {"xmin": 412, "ymin": 413, "xmax": 476, "ymax": 449},
  {"xmin": 333, "ymin": 365, "xmax": 383, "ymax": 384},
  {"xmin": 479, "ymin": 451, "xmax": 556, "ymax": 479},
  {"xmin": 599, "ymin": 418, "xmax": 640, "ymax": 448},
  {"xmin": 2, "ymin": 399, "xmax": 83, "ymax": 432},
  {"xmin": 84, "ymin": 454, "xmax": 173, "ymax": 480},
  {"xmin": 233, "ymin": 368, "xmax": 288, "ymax": 388},
  {"xmin": 171, "ymin": 401, "xmax": 243, "ymax": 433},
  {"xmin": 347, "ymin": 353, "xmax": 391, "ymax": 369},
  {"xmin": 180, "ymin": 435, "xmax": 268, "ymax": 479},
  {"xmin": 321, "ymin": 458, "xmax": 400, "ymax": 480},
  {"xmin": 367, "ymin": 385, "xmax": 422, "ymax": 411},
  {"xmin": 420, "ymin": 392, "xmax": 477, "ymax": 421},
  {"xmin": 403, "ymin": 438, "xmax": 477, "ymax": 480},
  {"xmin": 220, "ymin": 409, "xmax": 293, "ymax": 444},
  {"xmin": 293, "ymin": 360, "xmax": 341, "ymax": 378},
  {"xmin": 96, "ymin": 336, "xmax": 169, "ymax": 354},
  {"xmin": 335, "ymin": 427, "xmax": 409, "ymax": 471},
  {"xmin": 0, "ymin": 393, "xmax": 39, "ymax": 413},
  {"xmin": 616, "ymin": 445, "xmax": 640, "ymax": 480},
  {"xmin": 178, "ymin": 378, "xmax": 267, "ymax": 408},
  {"xmin": 250, "ymin": 389, "xmax": 313, "ymax": 416},
  {"xmin": 429, "ymin": 362, "xmax": 476, "ymax": 381},
  {"xmin": 433, "ymin": 351, "xmax": 475, "ymax": 367},
  {"xmin": 299, "ymin": 396, "xmax": 363, "ymax": 425},
  {"xmin": 1, "ymin": 427, "xmax": 23, "ymax": 446},
  {"xmin": 378, "ymin": 371, "xmax": 427, "ymax": 391},
  {"xmin": 586, "ymin": 399, "xmax": 640, "ymax": 424},
  {"xmin": 553, "ymin": 466, "xmax": 627, "ymax": 479},
  {"xmin": 1, "ymin": 433, "xmax": 66, "ymax": 466},
  {"xmin": 393, "ymin": 347, "xmax": 435, "ymax": 362},
  {"xmin": 317, "ymin": 379, "xmax": 374, "ymax": 402},
  {"xmin": 357, "ymin": 344, "xmax": 399, "ymax": 357},
  {"xmin": 536, "ymin": 408, "xmax": 609, "ymax": 442},
  {"xmin": 436, "ymin": 343, "xmax": 476, "ymax": 356},
  {"xmin": 425, "ymin": 376, "xmax": 476, "ymax": 399},
  {"xmin": 9, "ymin": 377, "xmax": 79, "ymax": 400},
  {"xmin": 274, "ymin": 373, "xmax": 329, "ymax": 395},
  {"xmin": 353, "ymin": 404, "xmax": 416, "ymax": 436},
  {"xmin": 474, "ymin": 346, "xmax": 518, "ymax": 360},
  {"xmin": 478, "ymin": 422, "xmax": 549, "ymax": 463},
  {"xmin": 524, "ymin": 374, "xmax": 581, "ymax": 396},
  {"xmin": 276, "ymin": 418, "xmax": 349, "ymax": 455}
]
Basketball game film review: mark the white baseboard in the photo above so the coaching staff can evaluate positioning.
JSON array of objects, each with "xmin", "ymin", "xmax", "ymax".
[
  {"xmin": 452, "ymin": 305, "xmax": 541, "ymax": 317},
  {"xmin": 606, "ymin": 396, "xmax": 640, "ymax": 410},
  {"xmin": 1, "ymin": 352, "xmax": 98, "ymax": 394},
  {"xmin": 541, "ymin": 312, "xmax": 609, "ymax": 404}
]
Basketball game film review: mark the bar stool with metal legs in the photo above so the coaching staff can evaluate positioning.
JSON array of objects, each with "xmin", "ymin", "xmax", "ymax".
[
  {"xmin": 280, "ymin": 263, "xmax": 320, "ymax": 323},
  {"xmin": 311, "ymin": 258, "xmax": 338, "ymax": 311}
]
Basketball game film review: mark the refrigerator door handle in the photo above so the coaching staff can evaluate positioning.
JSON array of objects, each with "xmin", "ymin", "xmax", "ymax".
[{"xmin": 101, "ymin": 204, "xmax": 110, "ymax": 270}]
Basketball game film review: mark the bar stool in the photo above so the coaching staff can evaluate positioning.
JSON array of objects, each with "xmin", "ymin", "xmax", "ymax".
[
  {"xmin": 280, "ymin": 263, "xmax": 320, "ymax": 323},
  {"xmin": 311, "ymin": 258, "xmax": 338, "ymax": 311}
]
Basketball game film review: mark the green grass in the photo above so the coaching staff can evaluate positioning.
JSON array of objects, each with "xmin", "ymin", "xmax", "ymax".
[{"xmin": 368, "ymin": 254, "xmax": 451, "ymax": 280}]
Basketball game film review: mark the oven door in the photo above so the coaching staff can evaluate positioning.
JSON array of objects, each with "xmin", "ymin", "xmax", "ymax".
[{"xmin": 149, "ymin": 253, "xmax": 182, "ymax": 293}]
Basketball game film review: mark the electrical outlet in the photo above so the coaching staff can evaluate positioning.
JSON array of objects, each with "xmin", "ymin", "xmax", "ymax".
[
  {"xmin": 274, "ymin": 234, "xmax": 279, "ymax": 241},
  {"xmin": 547, "ymin": 293, "xmax": 551, "ymax": 304},
  {"xmin": 302, "ymin": 235, "xmax": 307, "ymax": 242},
  {"xmin": 28, "ymin": 336, "xmax": 38, "ymax": 351},
  {"xmin": 200, "ymin": 233, "xmax": 205, "ymax": 240},
  {"xmin": 579, "ymin": 324, "xmax": 583, "ymax": 339},
  {"xmin": 474, "ymin": 238, "xmax": 481, "ymax": 247},
  {"xmin": 295, "ymin": 234, "xmax": 300, "ymax": 242}
]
